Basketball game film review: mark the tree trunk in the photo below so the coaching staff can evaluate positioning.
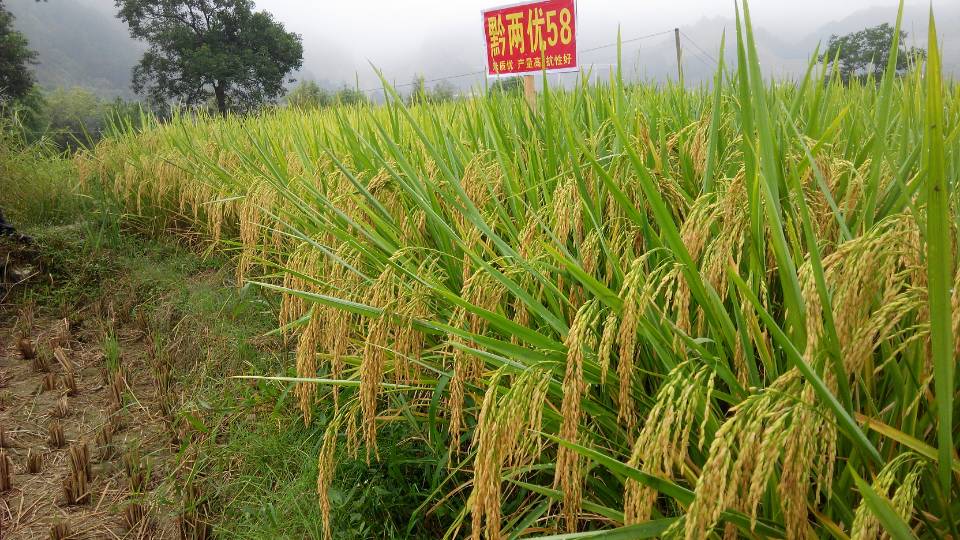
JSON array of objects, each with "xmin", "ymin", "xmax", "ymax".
[{"xmin": 214, "ymin": 82, "xmax": 227, "ymax": 117}]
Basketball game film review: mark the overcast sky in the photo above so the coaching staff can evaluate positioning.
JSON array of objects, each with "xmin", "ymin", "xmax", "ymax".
[
  {"xmin": 257, "ymin": 0, "xmax": 909, "ymax": 48},
  {"xmin": 244, "ymin": 0, "xmax": 951, "ymax": 89},
  {"xmin": 66, "ymin": 0, "xmax": 953, "ymax": 91}
]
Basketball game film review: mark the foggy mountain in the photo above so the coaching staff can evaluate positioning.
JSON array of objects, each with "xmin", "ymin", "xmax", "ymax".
[
  {"xmin": 659, "ymin": 3, "xmax": 960, "ymax": 85},
  {"xmin": 6, "ymin": 0, "xmax": 144, "ymax": 98},
  {"xmin": 6, "ymin": 0, "xmax": 957, "ymax": 101},
  {"xmin": 485, "ymin": 3, "xmax": 960, "ymax": 89}
]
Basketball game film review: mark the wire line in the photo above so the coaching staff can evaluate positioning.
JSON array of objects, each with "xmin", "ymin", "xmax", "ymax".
[
  {"xmin": 681, "ymin": 30, "xmax": 720, "ymax": 66},
  {"xmin": 579, "ymin": 29, "xmax": 674, "ymax": 54},
  {"xmin": 355, "ymin": 27, "xmax": 679, "ymax": 94}
]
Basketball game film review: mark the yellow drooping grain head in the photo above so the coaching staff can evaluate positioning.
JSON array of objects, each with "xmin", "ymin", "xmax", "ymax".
[
  {"xmin": 624, "ymin": 361, "xmax": 715, "ymax": 524},
  {"xmin": 469, "ymin": 367, "xmax": 551, "ymax": 540},
  {"xmin": 553, "ymin": 299, "xmax": 600, "ymax": 532}
]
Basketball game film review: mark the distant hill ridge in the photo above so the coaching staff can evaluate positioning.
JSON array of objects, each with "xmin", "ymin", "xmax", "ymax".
[
  {"xmin": 7, "ymin": 0, "xmax": 143, "ymax": 98},
  {"xmin": 6, "ymin": 0, "xmax": 957, "ymax": 100},
  {"xmin": 622, "ymin": 3, "xmax": 959, "ymax": 84}
]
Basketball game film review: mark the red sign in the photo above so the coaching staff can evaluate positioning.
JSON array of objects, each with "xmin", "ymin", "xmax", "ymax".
[{"xmin": 482, "ymin": 0, "xmax": 577, "ymax": 77}]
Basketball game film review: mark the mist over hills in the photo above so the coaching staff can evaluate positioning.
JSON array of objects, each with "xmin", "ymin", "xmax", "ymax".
[
  {"xmin": 7, "ymin": 0, "xmax": 143, "ymax": 98},
  {"xmin": 655, "ymin": 3, "xmax": 960, "ymax": 84},
  {"xmin": 6, "ymin": 0, "xmax": 957, "ymax": 101}
]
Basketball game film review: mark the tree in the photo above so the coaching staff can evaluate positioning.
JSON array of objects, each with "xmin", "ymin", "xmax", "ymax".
[
  {"xmin": 488, "ymin": 76, "xmax": 523, "ymax": 95},
  {"xmin": 115, "ymin": 0, "xmax": 303, "ymax": 116},
  {"xmin": 332, "ymin": 86, "xmax": 368, "ymax": 107},
  {"xmin": 431, "ymin": 80, "xmax": 456, "ymax": 103},
  {"xmin": 0, "ymin": 0, "xmax": 37, "ymax": 102},
  {"xmin": 407, "ymin": 74, "xmax": 429, "ymax": 106},
  {"xmin": 407, "ymin": 75, "xmax": 457, "ymax": 106},
  {"xmin": 818, "ymin": 23, "xmax": 924, "ymax": 82},
  {"xmin": 286, "ymin": 80, "xmax": 331, "ymax": 110}
]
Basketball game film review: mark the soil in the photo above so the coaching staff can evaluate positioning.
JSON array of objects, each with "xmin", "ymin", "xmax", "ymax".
[
  {"xmin": 0, "ymin": 245, "xmax": 188, "ymax": 538},
  {"xmin": 0, "ymin": 236, "xmax": 40, "ymax": 301}
]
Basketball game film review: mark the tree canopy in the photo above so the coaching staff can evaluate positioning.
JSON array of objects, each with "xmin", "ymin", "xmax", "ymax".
[
  {"xmin": 0, "ymin": 0, "xmax": 37, "ymax": 102},
  {"xmin": 115, "ymin": 0, "xmax": 303, "ymax": 115},
  {"xmin": 285, "ymin": 81, "xmax": 373, "ymax": 110},
  {"xmin": 488, "ymin": 76, "xmax": 523, "ymax": 95},
  {"xmin": 407, "ymin": 75, "xmax": 456, "ymax": 106},
  {"xmin": 819, "ymin": 23, "xmax": 925, "ymax": 82},
  {"xmin": 286, "ymin": 80, "xmax": 331, "ymax": 110}
]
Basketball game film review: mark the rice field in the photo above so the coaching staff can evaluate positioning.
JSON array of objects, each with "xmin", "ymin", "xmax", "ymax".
[{"xmin": 75, "ymin": 4, "xmax": 958, "ymax": 539}]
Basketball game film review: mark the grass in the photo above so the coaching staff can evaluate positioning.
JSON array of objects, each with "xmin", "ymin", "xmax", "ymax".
[
  {"xmin": 0, "ymin": 126, "xmax": 80, "ymax": 228},
  {"xmin": 62, "ymin": 1, "xmax": 960, "ymax": 538},
  {"xmin": 0, "ymin": 166, "xmax": 437, "ymax": 537}
]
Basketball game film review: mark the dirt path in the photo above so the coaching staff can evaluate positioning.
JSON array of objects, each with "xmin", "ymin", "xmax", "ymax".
[
  {"xmin": 0, "ymin": 229, "xmax": 306, "ymax": 538},
  {"xmin": 0, "ymin": 302, "xmax": 186, "ymax": 539}
]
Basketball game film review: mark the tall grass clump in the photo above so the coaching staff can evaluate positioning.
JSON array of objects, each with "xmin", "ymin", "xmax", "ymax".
[
  {"xmin": 0, "ymin": 115, "xmax": 80, "ymax": 225},
  {"xmin": 77, "ymin": 2, "xmax": 958, "ymax": 538}
]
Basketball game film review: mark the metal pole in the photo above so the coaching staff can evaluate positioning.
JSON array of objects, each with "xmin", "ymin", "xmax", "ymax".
[{"xmin": 674, "ymin": 28, "xmax": 684, "ymax": 85}]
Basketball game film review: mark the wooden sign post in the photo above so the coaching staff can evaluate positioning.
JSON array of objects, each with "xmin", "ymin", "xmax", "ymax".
[
  {"xmin": 523, "ymin": 74, "xmax": 537, "ymax": 110},
  {"xmin": 481, "ymin": 0, "xmax": 578, "ymax": 109}
]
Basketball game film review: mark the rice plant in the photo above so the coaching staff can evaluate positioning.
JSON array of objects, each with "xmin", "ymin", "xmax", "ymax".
[{"xmin": 76, "ymin": 1, "xmax": 958, "ymax": 538}]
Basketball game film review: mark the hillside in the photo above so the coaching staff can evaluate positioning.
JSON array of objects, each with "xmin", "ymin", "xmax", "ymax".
[
  {"xmin": 6, "ymin": 0, "xmax": 142, "ymax": 98},
  {"xmin": 632, "ymin": 3, "xmax": 960, "ymax": 85},
  {"xmin": 4, "ymin": 0, "xmax": 957, "ymax": 98}
]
